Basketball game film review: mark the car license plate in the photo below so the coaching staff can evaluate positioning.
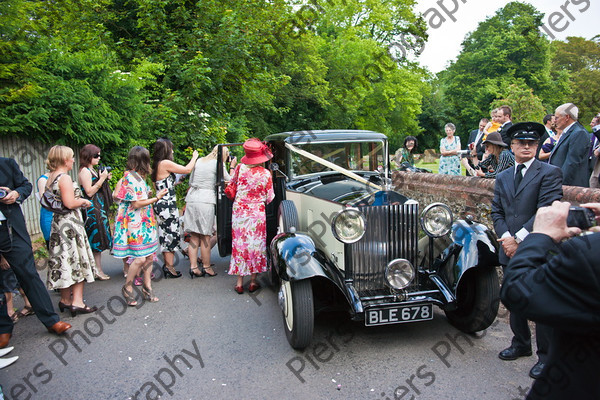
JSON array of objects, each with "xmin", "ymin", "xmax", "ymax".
[{"xmin": 365, "ymin": 304, "xmax": 433, "ymax": 326}]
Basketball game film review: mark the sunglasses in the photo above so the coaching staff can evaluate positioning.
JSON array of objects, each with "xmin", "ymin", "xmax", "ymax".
[{"xmin": 93, "ymin": 154, "xmax": 101, "ymax": 158}]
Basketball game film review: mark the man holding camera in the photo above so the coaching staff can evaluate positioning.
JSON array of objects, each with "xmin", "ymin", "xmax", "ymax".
[
  {"xmin": 491, "ymin": 122, "xmax": 563, "ymax": 379},
  {"xmin": 0, "ymin": 157, "xmax": 71, "ymax": 349},
  {"xmin": 501, "ymin": 201, "xmax": 600, "ymax": 399}
]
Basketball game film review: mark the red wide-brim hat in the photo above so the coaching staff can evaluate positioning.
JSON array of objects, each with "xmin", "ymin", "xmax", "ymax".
[{"xmin": 240, "ymin": 138, "xmax": 273, "ymax": 164}]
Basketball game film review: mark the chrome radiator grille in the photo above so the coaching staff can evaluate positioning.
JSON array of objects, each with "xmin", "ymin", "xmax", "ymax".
[{"xmin": 348, "ymin": 203, "xmax": 419, "ymax": 296}]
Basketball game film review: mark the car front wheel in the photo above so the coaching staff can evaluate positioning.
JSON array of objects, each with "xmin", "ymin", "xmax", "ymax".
[
  {"xmin": 444, "ymin": 267, "xmax": 500, "ymax": 333},
  {"xmin": 280, "ymin": 279, "xmax": 314, "ymax": 349}
]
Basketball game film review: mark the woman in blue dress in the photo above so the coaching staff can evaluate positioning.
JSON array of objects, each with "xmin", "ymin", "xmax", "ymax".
[
  {"xmin": 78, "ymin": 144, "xmax": 113, "ymax": 280},
  {"xmin": 439, "ymin": 123, "xmax": 461, "ymax": 175}
]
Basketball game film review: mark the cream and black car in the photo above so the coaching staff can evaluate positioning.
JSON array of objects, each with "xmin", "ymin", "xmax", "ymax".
[{"xmin": 217, "ymin": 130, "xmax": 500, "ymax": 349}]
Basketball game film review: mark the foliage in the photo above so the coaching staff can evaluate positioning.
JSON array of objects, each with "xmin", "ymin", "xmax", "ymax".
[
  {"xmin": 551, "ymin": 36, "xmax": 600, "ymax": 124},
  {"xmin": 491, "ymin": 82, "xmax": 546, "ymax": 124},
  {"xmin": 435, "ymin": 1, "xmax": 570, "ymax": 140}
]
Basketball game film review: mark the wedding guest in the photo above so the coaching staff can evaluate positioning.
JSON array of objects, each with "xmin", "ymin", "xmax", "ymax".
[
  {"xmin": 36, "ymin": 174, "xmax": 53, "ymax": 248},
  {"xmin": 151, "ymin": 139, "xmax": 198, "ymax": 278},
  {"xmin": 78, "ymin": 144, "xmax": 113, "ymax": 280},
  {"xmin": 439, "ymin": 123, "xmax": 461, "ymax": 175},
  {"xmin": 227, "ymin": 139, "xmax": 275, "ymax": 294},
  {"xmin": 45, "ymin": 146, "xmax": 97, "ymax": 317},
  {"xmin": 462, "ymin": 132, "xmax": 515, "ymax": 178},
  {"xmin": 0, "ymin": 255, "xmax": 33, "ymax": 323},
  {"xmin": 113, "ymin": 146, "xmax": 167, "ymax": 305},
  {"xmin": 185, "ymin": 146, "xmax": 235, "ymax": 278},
  {"xmin": 394, "ymin": 136, "xmax": 418, "ymax": 168}
]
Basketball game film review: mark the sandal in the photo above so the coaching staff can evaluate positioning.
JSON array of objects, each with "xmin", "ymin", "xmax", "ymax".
[
  {"xmin": 234, "ymin": 285, "xmax": 244, "ymax": 294},
  {"xmin": 94, "ymin": 273, "xmax": 111, "ymax": 281},
  {"xmin": 142, "ymin": 286, "xmax": 159, "ymax": 303},
  {"xmin": 133, "ymin": 277, "xmax": 143, "ymax": 286},
  {"xmin": 9, "ymin": 311, "xmax": 19, "ymax": 323},
  {"xmin": 16, "ymin": 306, "xmax": 35, "ymax": 318},
  {"xmin": 249, "ymin": 282, "xmax": 261, "ymax": 293},
  {"xmin": 122, "ymin": 285, "xmax": 138, "ymax": 306},
  {"xmin": 202, "ymin": 265, "xmax": 218, "ymax": 277}
]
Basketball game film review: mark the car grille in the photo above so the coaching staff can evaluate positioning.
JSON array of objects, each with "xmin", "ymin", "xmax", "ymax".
[{"xmin": 348, "ymin": 203, "xmax": 419, "ymax": 296}]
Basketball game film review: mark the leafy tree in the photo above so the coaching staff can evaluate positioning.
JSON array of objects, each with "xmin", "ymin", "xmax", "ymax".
[
  {"xmin": 491, "ymin": 82, "xmax": 546, "ymax": 123},
  {"xmin": 437, "ymin": 1, "xmax": 570, "ymax": 137},
  {"xmin": 551, "ymin": 36, "xmax": 600, "ymax": 124}
]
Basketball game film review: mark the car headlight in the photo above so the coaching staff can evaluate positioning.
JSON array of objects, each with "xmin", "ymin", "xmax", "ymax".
[
  {"xmin": 420, "ymin": 203, "xmax": 453, "ymax": 237},
  {"xmin": 385, "ymin": 259, "xmax": 415, "ymax": 289},
  {"xmin": 331, "ymin": 208, "xmax": 366, "ymax": 243}
]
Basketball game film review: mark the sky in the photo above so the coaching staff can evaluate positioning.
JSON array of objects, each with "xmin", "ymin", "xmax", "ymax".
[{"xmin": 414, "ymin": 0, "xmax": 599, "ymax": 73}]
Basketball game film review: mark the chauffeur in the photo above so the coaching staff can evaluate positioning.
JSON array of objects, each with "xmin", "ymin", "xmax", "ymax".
[
  {"xmin": 0, "ymin": 157, "xmax": 71, "ymax": 349},
  {"xmin": 491, "ymin": 123, "xmax": 563, "ymax": 379}
]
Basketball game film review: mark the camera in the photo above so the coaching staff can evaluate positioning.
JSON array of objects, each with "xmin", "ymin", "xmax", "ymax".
[
  {"xmin": 228, "ymin": 155, "xmax": 234, "ymax": 163},
  {"xmin": 0, "ymin": 189, "xmax": 7, "ymax": 199},
  {"xmin": 566, "ymin": 206, "xmax": 596, "ymax": 230},
  {"xmin": 100, "ymin": 166, "xmax": 113, "ymax": 173},
  {"xmin": 457, "ymin": 149, "xmax": 471, "ymax": 158}
]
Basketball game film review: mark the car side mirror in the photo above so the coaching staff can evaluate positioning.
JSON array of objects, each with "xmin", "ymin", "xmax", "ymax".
[{"xmin": 270, "ymin": 162, "xmax": 289, "ymax": 181}]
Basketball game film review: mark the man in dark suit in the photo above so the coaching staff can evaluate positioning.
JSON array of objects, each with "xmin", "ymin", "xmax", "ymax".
[
  {"xmin": 496, "ymin": 105, "xmax": 513, "ymax": 147},
  {"xmin": 0, "ymin": 157, "xmax": 71, "ymax": 348},
  {"xmin": 491, "ymin": 122, "xmax": 563, "ymax": 379},
  {"xmin": 501, "ymin": 201, "xmax": 600, "ymax": 399},
  {"xmin": 549, "ymin": 103, "xmax": 591, "ymax": 187},
  {"xmin": 536, "ymin": 114, "xmax": 555, "ymax": 159},
  {"xmin": 466, "ymin": 118, "xmax": 488, "ymax": 176}
]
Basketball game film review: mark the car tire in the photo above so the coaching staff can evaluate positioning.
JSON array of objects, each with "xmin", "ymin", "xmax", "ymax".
[
  {"xmin": 278, "ymin": 200, "xmax": 299, "ymax": 233},
  {"xmin": 444, "ymin": 267, "xmax": 500, "ymax": 333},
  {"xmin": 281, "ymin": 279, "xmax": 314, "ymax": 349}
]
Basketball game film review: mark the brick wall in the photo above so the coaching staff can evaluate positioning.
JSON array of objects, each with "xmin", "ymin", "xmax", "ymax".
[{"xmin": 392, "ymin": 171, "xmax": 600, "ymax": 228}]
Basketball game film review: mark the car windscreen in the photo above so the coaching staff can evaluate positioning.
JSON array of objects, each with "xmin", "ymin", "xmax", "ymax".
[{"xmin": 289, "ymin": 141, "xmax": 385, "ymax": 177}]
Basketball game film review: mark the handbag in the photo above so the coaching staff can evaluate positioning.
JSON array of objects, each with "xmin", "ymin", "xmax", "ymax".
[
  {"xmin": 40, "ymin": 174, "xmax": 70, "ymax": 215},
  {"xmin": 224, "ymin": 180, "xmax": 237, "ymax": 201}
]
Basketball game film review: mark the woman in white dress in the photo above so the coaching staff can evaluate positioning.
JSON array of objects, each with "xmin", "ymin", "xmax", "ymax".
[{"xmin": 184, "ymin": 146, "xmax": 235, "ymax": 278}]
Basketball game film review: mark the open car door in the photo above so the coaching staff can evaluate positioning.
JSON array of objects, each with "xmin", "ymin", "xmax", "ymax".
[{"xmin": 216, "ymin": 143, "xmax": 242, "ymax": 257}]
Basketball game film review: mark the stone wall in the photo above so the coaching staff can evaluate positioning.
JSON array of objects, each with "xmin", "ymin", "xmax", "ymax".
[{"xmin": 392, "ymin": 171, "xmax": 600, "ymax": 229}]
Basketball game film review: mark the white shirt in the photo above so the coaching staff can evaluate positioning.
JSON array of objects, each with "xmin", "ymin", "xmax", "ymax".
[{"xmin": 501, "ymin": 158, "xmax": 536, "ymax": 241}]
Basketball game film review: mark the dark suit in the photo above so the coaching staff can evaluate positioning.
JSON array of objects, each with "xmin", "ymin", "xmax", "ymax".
[
  {"xmin": 491, "ymin": 159, "xmax": 563, "ymax": 357},
  {"xmin": 497, "ymin": 121, "xmax": 513, "ymax": 147},
  {"xmin": 549, "ymin": 122, "xmax": 590, "ymax": 187},
  {"xmin": 501, "ymin": 232, "xmax": 600, "ymax": 399},
  {"xmin": 0, "ymin": 157, "xmax": 59, "ymax": 334},
  {"xmin": 467, "ymin": 128, "xmax": 485, "ymax": 160}
]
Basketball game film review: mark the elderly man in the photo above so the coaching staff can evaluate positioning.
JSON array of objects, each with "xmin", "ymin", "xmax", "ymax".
[
  {"xmin": 501, "ymin": 201, "xmax": 600, "ymax": 399},
  {"xmin": 491, "ymin": 122, "xmax": 563, "ymax": 379},
  {"xmin": 549, "ymin": 103, "xmax": 591, "ymax": 187}
]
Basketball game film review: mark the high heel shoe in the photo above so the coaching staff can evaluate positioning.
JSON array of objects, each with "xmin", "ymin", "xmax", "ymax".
[
  {"xmin": 58, "ymin": 301, "xmax": 70, "ymax": 312},
  {"xmin": 122, "ymin": 285, "xmax": 138, "ymax": 306},
  {"xmin": 69, "ymin": 304, "xmax": 98, "ymax": 317},
  {"xmin": 162, "ymin": 264, "xmax": 182, "ymax": 279},
  {"xmin": 189, "ymin": 267, "xmax": 204, "ymax": 279},
  {"xmin": 202, "ymin": 265, "xmax": 218, "ymax": 277},
  {"xmin": 142, "ymin": 286, "xmax": 159, "ymax": 302}
]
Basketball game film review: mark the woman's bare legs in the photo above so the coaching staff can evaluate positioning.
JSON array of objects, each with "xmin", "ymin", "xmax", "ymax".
[
  {"xmin": 142, "ymin": 255, "xmax": 158, "ymax": 302},
  {"xmin": 93, "ymin": 251, "xmax": 109, "ymax": 279},
  {"xmin": 188, "ymin": 233, "xmax": 202, "ymax": 276}
]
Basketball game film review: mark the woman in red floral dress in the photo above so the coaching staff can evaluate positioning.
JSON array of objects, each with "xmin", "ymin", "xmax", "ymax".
[{"xmin": 227, "ymin": 139, "xmax": 275, "ymax": 294}]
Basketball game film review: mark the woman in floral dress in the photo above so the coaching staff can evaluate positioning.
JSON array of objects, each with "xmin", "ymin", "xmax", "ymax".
[
  {"xmin": 78, "ymin": 144, "xmax": 113, "ymax": 280},
  {"xmin": 45, "ymin": 145, "xmax": 97, "ymax": 317},
  {"xmin": 151, "ymin": 138, "xmax": 198, "ymax": 278},
  {"xmin": 113, "ymin": 146, "xmax": 167, "ymax": 305},
  {"xmin": 227, "ymin": 139, "xmax": 275, "ymax": 294},
  {"xmin": 439, "ymin": 123, "xmax": 461, "ymax": 175}
]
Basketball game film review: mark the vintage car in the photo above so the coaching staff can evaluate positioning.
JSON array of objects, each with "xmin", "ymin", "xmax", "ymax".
[{"xmin": 216, "ymin": 130, "xmax": 500, "ymax": 349}]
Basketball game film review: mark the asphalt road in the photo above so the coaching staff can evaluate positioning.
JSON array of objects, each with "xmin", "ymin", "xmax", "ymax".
[{"xmin": 1, "ymin": 250, "xmax": 536, "ymax": 400}]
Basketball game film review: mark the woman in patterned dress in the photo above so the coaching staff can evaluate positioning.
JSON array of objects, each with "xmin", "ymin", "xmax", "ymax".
[
  {"xmin": 227, "ymin": 139, "xmax": 275, "ymax": 294},
  {"xmin": 45, "ymin": 146, "xmax": 97, "ymax": 316},
  {"xmin": 439, "ymin": 123, "xmax": 462, "ymax": 175},
  {"xmin": 78, "ymin": 144, "xmax": 112, "ymax": 280},
  {"xmin": 184, "ymin": 145, "xmax": 235, "ymax": 278},
  {"xmin": 113, "ymin": 146, "xmax": 167, "ymax": 305},
  {"xmin": 151, "ymin": 139, "xmax": 198, "ymax": 278}
]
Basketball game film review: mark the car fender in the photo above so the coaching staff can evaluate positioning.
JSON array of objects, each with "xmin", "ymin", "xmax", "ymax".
[
  {"xmin": 435, "ymin": 220, "xmax": 499, "ymax": 292},
  {"xmin": 270, "ymin": 232, "xmax": 351, "ymax": 302}
]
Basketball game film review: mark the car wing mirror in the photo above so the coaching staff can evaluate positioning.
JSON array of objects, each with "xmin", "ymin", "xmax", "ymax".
[{"xmin": 270, "ymin": 162, "xmax": 289, "ymax": 181}]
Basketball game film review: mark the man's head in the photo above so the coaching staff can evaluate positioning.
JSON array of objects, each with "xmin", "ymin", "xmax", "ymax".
[
  {"xmin": 498, "ymin": 105, "xmax": 512, "ymax": 124},
  {"xmin": 543, "ymin": 114, "xmax": 555, "ymax": 129},
  {"xmin": 590, "ymin": 113, "xmax": 600, "ymax": 129},
  {"xmin": 554, "ymin": 103, "xmax": 579, "ymax": 130},
  {"xmin": 479, "ymin": 118, "xmax": 489, "ymax": 131},
  {"xmin": 508, "ymin": 122, "xmax": 544, "ymax": 164}
]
